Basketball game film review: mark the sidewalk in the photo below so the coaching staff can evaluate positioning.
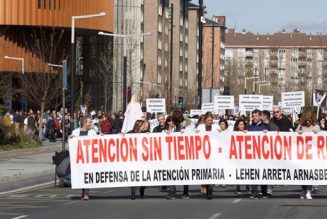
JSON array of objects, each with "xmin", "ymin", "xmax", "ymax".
[{"xmin": 0, "ymin": 141, "xmax": 66, "ymax": 193}]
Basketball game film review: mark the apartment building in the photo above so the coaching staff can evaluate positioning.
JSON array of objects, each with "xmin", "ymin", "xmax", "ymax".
[{"xmin": 225, "ymin": 29, "xmax": 327, "ymax": 103}]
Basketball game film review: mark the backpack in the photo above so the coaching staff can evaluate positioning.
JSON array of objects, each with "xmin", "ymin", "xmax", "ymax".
[{"xmin": 52, "ymin": 150, "xmax": 69, "ymax": 166}]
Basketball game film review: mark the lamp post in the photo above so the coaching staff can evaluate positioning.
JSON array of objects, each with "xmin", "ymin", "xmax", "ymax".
[
  {"xmin": 259, "ymin": 83, "xmax": 271, "ymax": 94},
  {"xmin": 4, "ymin": 55, "xmax": 24, "ymax": 74},
  {"xmin": 48, "ymin": 60, "xmax": 67, "ymax": 152},
  {"xmin": 244, "ymin": 76, "xmax": 258, "ymax": 94},
  {"xmin": 98, "ymin": 31, "xmax": 151, "ymax": 112},
  {"xmin": 4, "ymin": 55, "xmax": 25, "ymax": 110},
  {"xmin": 253, "ymin": 81, "xmax": 267, "ymax": 94},
  {"xmin": 71, "ymin": 12, "xmax": 106, "ymax": 123}
]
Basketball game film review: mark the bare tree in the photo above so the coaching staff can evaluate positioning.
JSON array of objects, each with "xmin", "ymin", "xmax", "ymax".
[
  {"xmin": 22, "ymin": 27, "xmax": 67, "ymax": 136},
  {"xmin": 96, "ymin": 42, "xmax": 114, "ymax": 113}
]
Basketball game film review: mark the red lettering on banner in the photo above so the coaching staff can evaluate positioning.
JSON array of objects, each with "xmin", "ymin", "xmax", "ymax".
[
  {"xmin": 203, "ymin": 135, "xmax": 211, "ymax": 159},
  {"xmin": 229, "ymin": 135, "xmax": 292, "ymax": 160},
  {"xmin": 177, "ymin": 136, "xmax": 185, "ymax": 160},
  {"xmin": 75, "ymin": 137, "xmax": 138, "ymax": 164},
  {"xmin": 305, "ymin": 136, "xmax": 313, "ymax": 160},
  {"xmin": 92, "ymin": 139, "xmax": 99, "ymax": 163},
  {"xmin": 252, "ymin": 136, "xmax": 261, "ymax": 159},
  {"xmin": 99, "ymin": 139, "xmax": 107, "ymax": 162},
  {"xmin": 317, "ymin": 136, "xmax": 327, "ymax": 159},
  {"xmin": 83, "ymin": 139, "xmax": 91, "ymax": 163},
  {"xmin": 274, "ymin": 135, "xmax": 282, "ymax": 160},
  {"xmin": 142, "ymin": 137, "xmax": 162, "ymax": 161},
  {"xmin": 166, "ymin": 136, "xmax": 173, "ymax": 160},
  {"xmin": 297, "ymin": 136, "xmax": 305, "ymax": 159},
  {"xmin": 185, "ymin": 136, "xmax": 195, "ymax": 159},
  {"xmin": 108, "ymin": 138, "xmax": 115, "ymax": 162},
  {"xmin": 142, "ymin": 137, "xmax": 149, "ymax": 161},
  {"xmin": 164, "ymin": 135, "xmax": 211, "ymax": 160},
  {"xmin": 76, "ymin": 140, "xmax": 84, "ymax": 163},
  {"xmin": 297, "ymin": 136, "xmax": 313, "ymax": 160},
  {"xmin": 195, "ymin": 136, "xmax": 202, "ymax": 159},
  {"xmin": 229, "ymin": 136, "xmax": 237, "ymax": 159},
  {"xmin": 262, "ymin": 135, "xmax": 269, "ymax": 159},
  {"xmin": 244, "ymin": 135, "xmax": 252, "ymax": 159}
]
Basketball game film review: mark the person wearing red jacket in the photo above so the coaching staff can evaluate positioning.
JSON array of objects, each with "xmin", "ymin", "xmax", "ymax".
[{"xmin": 100, "ymin": 114, "xmax": 111, "ymax": 134}]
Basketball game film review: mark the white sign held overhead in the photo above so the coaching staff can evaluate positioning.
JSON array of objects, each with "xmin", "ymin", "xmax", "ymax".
[
  {"xmin": 282, "ymin": 91, "xmax": 305, "ymax": 108},
  {"xmin": 262, "ymin": 96, "xmax": 274, "ymax": 111},
  {"xmin": 201, "ymin": 103, "xmax": 216, "ymax": 114},
  {"xmin": 146, "ymin": 98, "xmax": 166, "ymax": 113},
  {"xmin": 214, "ymin": 95, "xmax": 234, "ymax": 110},
  {"xmin": 239, "ymin": 95, "xmax": 263, "ymax": 111}
]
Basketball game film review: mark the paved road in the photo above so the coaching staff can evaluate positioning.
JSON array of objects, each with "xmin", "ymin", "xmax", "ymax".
[
  {"xmin": 1, "ymin": 185, "xmax": 327, "ymax": 219},
  {"xmin": 0, "ymin": 141, "xmax": 64, "ymax": 193}
]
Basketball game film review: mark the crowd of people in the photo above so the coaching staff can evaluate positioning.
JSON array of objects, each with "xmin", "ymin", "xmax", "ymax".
[
  {"xmin": 68, "ymin": 106, "xmax": 326, "ymax": 201},
  {"xmin": 0, "ymin": 109, "xmax": 125, "ymax": 141},
  {"xmin": 2, "ymin": 105, "xmax": 326, "ymax": 201}
]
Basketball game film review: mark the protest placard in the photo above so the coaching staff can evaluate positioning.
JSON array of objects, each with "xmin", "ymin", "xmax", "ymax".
[
  {"xmin": 146, "ymin": 98, "xmax": 166, "ymax": 113},
  {"xmin": 239, "ymin": 95, "xmax": 263, "ymax": 111}
]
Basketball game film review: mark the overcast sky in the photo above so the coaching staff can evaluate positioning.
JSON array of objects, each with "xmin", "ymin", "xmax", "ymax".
[{"xmin": 197, "ymin": 0, "xmax": 327, "ymax": 34}]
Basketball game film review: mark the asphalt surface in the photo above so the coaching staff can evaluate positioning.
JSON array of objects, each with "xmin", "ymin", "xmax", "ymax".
[
  {"xmin": 1, "ymin": 185, "xmax": 327, "ymax": 219},
  {"xmin": 0, "ymin": 142, "xmax": 63, "ymax": 193}
]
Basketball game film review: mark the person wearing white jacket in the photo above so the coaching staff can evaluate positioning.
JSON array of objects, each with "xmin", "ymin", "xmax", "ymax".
[
  {"xmin": 195, "ymin": 112, "xmax": 218, "ymax": 199},
  {"xmin": 70, "ymin": 116, "xmax": 97, "ymax": 200}
]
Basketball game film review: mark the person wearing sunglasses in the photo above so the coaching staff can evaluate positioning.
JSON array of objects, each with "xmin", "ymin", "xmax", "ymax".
[{"xmin": 271, "ymin": 106, "xmax": 293, "ymax": 132}]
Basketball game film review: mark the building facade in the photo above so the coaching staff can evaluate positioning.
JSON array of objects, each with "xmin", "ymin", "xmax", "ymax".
[
  {"xmin": 0, "ymin": 0, "xmax": 114, "ymax": 111},
  {"xmin": 202, "ymin": 16, "xmax": 226, "ymax": 102},
  {"xmin": 225, "ymin": 29, "xmax": 327, "ymax": 104},
  {"xmin": 112, "ymin": 0, "xmax": 145, "ymax": 112}
]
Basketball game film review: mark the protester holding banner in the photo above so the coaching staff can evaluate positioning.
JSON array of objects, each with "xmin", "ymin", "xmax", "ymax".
[
  {"xmin": 318, "ymin": 116, "xmax": 327, "ymax": 131},
  {"xmin": 271, "ymin": 106, "xmax": 293, "ymax": 132},
  {"xmin": 195, "ymin": 115, "xmax": 205, "ymax": 129},
  {"xmin": 195, "ymin": 112, "xmax": 218, "ymax": 199},
  {"xmin": 296, "ymin": 111, "xmax": 320, "ymax": 199},
  {"xmin": 233, "ymin": 118, "xmax": 250, "ymax": 194},
  {"xmin": 152, "ymin": 114, "xmax": 166, "ymax": 133},
  {"xmin": 164, "ymin": 116, "xmax": 174, "ymax": 133},
  {"xmin": 218, "ymin": 119, "xmax": 229, "ymax": 132},
  {"xmin": 70, "ymin": 116, "xmax": 97, "ymax": 201},
  {"xmin": 261, "ymin": 110, "xmax": 279, "ymax": 131},
  {"xmin": 248, "ymin": 109, "xmax": 271, "ymax": 199},
  {"xmin": 166, "ymin": 109, "xmax": 190, "ymax": 200},
  {"xmin": 127, "ymin": 120, "xmax": 147, "ymax": 199}
]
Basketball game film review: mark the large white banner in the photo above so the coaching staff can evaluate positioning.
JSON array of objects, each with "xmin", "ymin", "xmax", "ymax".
[{"xmin": 69, "ymin": 132, "xmax": 327, "ymax": 189}]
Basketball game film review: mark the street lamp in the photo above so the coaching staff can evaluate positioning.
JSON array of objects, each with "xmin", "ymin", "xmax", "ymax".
[
  {"xmin": 244, "ymin": 76, "xmax": 258, "ymax": 94},
  {"xmin": 253, "ymin": 81, "xmax": 267, "ymax": 94},
  {"xmin": 71, "ymin": 12, "xmax": 106, "ymax": 123},
  {"xmin": 259, "ymin": 83, "xmax": 271, "ymax": 94},
  {"xmin": 48, "ymin": 60, "xmax": 67, "ymax": 152},
  {"xmin": 4, "ymin": 55, "xmax": 24, "ymax": 74},
  {"xmin": 98, "ymin": 31, "xmax": 151, "ymax": 112},
  {"xmin": 4, "ymin": 55, "xmax": 25, "ymax": 110}
]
